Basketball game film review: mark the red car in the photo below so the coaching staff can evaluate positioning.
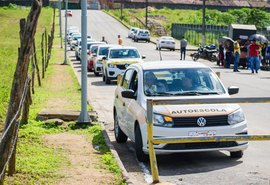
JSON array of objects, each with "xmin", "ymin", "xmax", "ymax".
[
  {"xmin": 65, "ymin": 10, "xmax": 72, "ymax": 17},
  {"xmin": 87, "ymin": 58, "xmax": 94, "ymax": 72}
]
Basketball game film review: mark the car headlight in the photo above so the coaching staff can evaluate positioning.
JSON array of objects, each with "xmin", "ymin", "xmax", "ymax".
[
  {"xmin": 153, "ymin": 114, "xmax": 174, "ymax": 127},
  {"xmin": 228, "ymin": 109, "xmax": 245, "ymax": 125},
  {"xmin": 108, "ymin": 64, "xmax": 115, "ymax": 68}
]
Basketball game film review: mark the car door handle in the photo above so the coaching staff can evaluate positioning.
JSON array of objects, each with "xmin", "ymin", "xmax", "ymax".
[{"xmin": 123, "ymin": 102, "xmax": 125, "ymax": 106}]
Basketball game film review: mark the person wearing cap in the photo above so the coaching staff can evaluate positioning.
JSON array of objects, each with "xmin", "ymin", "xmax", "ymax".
[
  {"xmin": 249, "ymin": 38, "xmax": 260, "ymax": 73},
  {"xmin": 233, "ymin": 38, "xmax": 241, "ymax": 72}
]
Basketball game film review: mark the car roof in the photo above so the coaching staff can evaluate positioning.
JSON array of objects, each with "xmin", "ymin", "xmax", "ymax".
[
  {"xmin": 160, "ymin": 36, "xmax": 173, "ymax": 39},
  {"xmin": 99, "ymin": 44, "xmax": 118, "ymax": 48},
  {"xmin": 133, "ymin": 60, "xmax": 209, "ymax": 70},
  {"xmin": 110, "ymin": 46, "xmax": 138, "ymax": 50}
]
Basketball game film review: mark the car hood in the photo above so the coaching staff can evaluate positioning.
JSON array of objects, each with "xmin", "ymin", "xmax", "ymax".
[
  {"xmin": 142, "ymin": 95, "xmax": 240, "ymax": 117},
  {"xmin": 107, "ymin": 58, "xmax": 143, "ymax": 64},
  {"xmin": 154, "ymin": 104, "xmax": 239, "ymax": 117}
]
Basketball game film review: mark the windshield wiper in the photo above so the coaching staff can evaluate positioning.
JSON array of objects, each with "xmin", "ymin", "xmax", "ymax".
[
  {"xmin": 145, "ymin": 92, "xmax": 175, "ymax": 96},
  {"xmin": 173, "ymin": 91, "xmax": 221, "ymax": 96}
]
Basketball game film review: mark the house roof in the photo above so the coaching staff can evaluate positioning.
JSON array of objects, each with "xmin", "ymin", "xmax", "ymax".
[{"xmin": 230, "ymin": 24, "xmax": 257, "ymax": 30}]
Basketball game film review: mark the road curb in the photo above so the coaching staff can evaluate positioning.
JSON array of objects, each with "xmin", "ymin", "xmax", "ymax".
[{"xmin": 100, "ymin": 122, "xmax": 135, "ymax": 185}]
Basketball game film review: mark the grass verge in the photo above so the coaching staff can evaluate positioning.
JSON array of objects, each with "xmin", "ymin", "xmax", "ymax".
[{"xmin": 3, "ymin": 7, "xmax": 125, "ymax": 185}]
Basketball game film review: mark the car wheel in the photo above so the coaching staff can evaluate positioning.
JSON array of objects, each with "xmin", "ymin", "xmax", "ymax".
[
  {"xmin": 102, "ymin": 72, "xmax": 105, "ymax": 82},
  {"xmin": 105, "ymin": 71, "xmax": 111, "ymax": 84},
  {"xmin": 230, "ymin": 151, "xmax": 243, "ymax": 158},
  {"xmin": 114, "ymin": 111, "xmax": 128, "ymax": 143},
  {"xmin": 135, "ymin": 125, "xmax": 149, "ymax": 162}
]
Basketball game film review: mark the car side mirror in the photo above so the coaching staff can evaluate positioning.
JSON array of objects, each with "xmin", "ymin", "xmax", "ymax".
[
  {"xmin": 228, "ymin": 86, "xmax": 239, "ymax": 95},
  {"xmin": 142, "ymin": 55, "xmax": 146, "ymax": 59},
  {"xmin": 121, "ymin": 90, "xmax": 136, "ymax": 99}
]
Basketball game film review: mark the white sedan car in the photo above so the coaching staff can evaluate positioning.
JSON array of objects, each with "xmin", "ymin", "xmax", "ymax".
[
  {"xmin": 114, "ymin": 60, "xmax": 248, "ymax": 162},
  {"xmin": 156, "ymin": 36, "xmax": 175, "ymax": 51}
]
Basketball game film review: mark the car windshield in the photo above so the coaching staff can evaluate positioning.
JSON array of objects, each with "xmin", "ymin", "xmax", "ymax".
[
  {"xmin": 91, "ymin": 46, "xmax": 98, "ymax": 54},
  {"xmin": 99, "ymin": 47, "xmax": 109, "ymax": 56},
  {"xmin": 109, "ymin": 49, "xmax": 140, "ymax": 59},
  {"xmin": 143, "ymin": 68, "xmax": 225, "ymax": 96}
]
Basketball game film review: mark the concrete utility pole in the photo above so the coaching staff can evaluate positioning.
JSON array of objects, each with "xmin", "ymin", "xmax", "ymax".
[
  {"xmin": 63, "ymin": 0, "xmax": 68, "ymax": 64},
  {"xmin": 120, "ymin": 0, "xmax": 123, "ymax": 20},
  {"xmin": 77, "ymin": 0, "xmax": 90, "ymax": 125},
  {"xmin": 58, "ymin": 0, "xmax": 63, "ymax": 48},
  {"xmin": 202, "ymin": 0, "xmax": 206, "ymax": 46},
  {"xmin": 145, "ymin": 0, "xmax": 148, "ymax": 29}
]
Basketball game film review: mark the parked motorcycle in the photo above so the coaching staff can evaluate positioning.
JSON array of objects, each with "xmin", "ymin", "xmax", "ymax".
[{"xmin": 192, "ymin": 44, "xmax": 218, "ymax": 62}]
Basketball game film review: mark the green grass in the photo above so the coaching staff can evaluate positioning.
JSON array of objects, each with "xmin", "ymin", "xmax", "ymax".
[
  {"xmin": 0, "ymin": 6, "xmax": 52, "ymax": 128},
  {"xmin": 1, "ymin": 6, "xmax": 124, "ymax": 185}
]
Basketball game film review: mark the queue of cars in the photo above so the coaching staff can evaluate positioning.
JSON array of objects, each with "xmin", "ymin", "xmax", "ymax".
[{"xmin": 68, "ymin": 26, "xmax": 248, "ymax": 163}]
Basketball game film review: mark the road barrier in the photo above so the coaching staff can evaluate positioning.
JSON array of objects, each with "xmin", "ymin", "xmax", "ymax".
[{"xmin": 146, "ymin": 97, "xmax": 270, "ymax": 184}]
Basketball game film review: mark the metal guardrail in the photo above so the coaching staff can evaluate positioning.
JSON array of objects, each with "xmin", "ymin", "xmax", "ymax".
[{"xmin": 146, "ymin": 97, "xmax": 270, "ymax": 184}]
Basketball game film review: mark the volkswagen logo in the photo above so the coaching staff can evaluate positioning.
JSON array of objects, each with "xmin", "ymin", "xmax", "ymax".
[
  {"xmin": 197, "ymin": 117, "xmax": 206, "ymax": 127},
  {"xmin": 125, "ymin": 64, "xmax": 129, "ymax": 68}
]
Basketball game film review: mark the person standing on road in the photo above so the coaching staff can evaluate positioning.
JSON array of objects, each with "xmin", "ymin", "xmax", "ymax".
[
  {"xmin": 218, "ymin": 41, "xmax": 224, "ymax": 66},
  {"xmin": 225, "ymin": 41, "xmax": 232, "ymax": 68},
  {"xmin": 118, "ymin": 35, "xmax": 123, "ymax": 45},
  {"xmin": 249, "ymin": 39, "xmax": 260, "ymax": 74},
  {"xmin": 233, "ymin": 38, "xmax": 241, "ymax": 72},
  {"xmin": 101, "ymin": 36, "xmax": 108, "ymax": 44},
  {"xmin": 180, "ymin": 36, "xmax": 187, "ymax": 60}
]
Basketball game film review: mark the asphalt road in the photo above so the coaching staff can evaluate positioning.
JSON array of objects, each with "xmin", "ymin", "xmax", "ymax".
[{"xmin": 63, "ymin": 10, "xmax": 270, "ymax": 185}]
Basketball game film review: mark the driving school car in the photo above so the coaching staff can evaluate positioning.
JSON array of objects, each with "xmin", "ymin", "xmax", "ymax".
[
  {"xmin": 113, "ymin": 60, "xmax": 248, "ymax": 162},
  {"xmin": 102, "ymin": 46, "xmax": 145, "ymax": 84}
]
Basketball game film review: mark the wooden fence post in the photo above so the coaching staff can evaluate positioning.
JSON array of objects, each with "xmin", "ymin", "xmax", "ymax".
[
  {"xmin": 31, "ymin": 55, "xmax": 35, "ymax": 94},
  {"xmin": 0, "ymin": 1, "xmax": 42, "ymax": 183},
  {"xmin": 41, "ymin": 32, "xmax": 45, "ymax": 78},
  {"xmin": 44, "ymin": 28, "xmax": 48, "ymax": 71},
  {"xmin": 33, "ymin": 39, "xmax": 41, "ymax": 86},
  {"xmin": 21, "ymin": 80, "xmax": 32, "ymax": 124}
]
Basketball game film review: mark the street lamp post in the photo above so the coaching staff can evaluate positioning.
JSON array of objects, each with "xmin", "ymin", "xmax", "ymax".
[
  {"xmin": 77, "ymin": 0, "xmax": 90, "ymax": 125},
  {"xmin": 58, "ymin": 0, "xmax": 63, "ymax": 48},
  {"xmin": 145, "ymin": 0, "xmax": 148, "ymax": 29},
  {"xmin": 63, "ymin": 0, "xmax": 68, "ymax": 64},
  {"xmin": 120, "ymin": 0, "xmax": 123, "ymax": 20},
  {"xmin": 202, "ymin": 0, "xmax": 206, "ymax": 46}
]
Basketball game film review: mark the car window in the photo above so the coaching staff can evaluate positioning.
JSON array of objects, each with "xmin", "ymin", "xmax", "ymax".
[
  {"xmin": 121, "ymin": 69, "xmax": 134, "ymax": 89},
  {"xmin": 109, "ymin": 49, "xmax": 140, "ymax": 59},
  {"xmin": 143, "ymin": 68, "xmax": 225, "ymax": 96},
  {"xmin": 99, "ymin": 47, "xmax": 109, "ymax": 55},
  {"xmin": 92, "ymin": 46, "xmax": 98, "ymax": 54},
  {"xmin": 129, "ymin": 71, "xmax": 138, "ymax": 93}
]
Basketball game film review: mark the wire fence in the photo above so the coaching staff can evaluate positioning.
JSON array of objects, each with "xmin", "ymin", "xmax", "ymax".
[
  {"xmin": 0, "ymin": 4, "xmax": 55, "ymax": 184},
  {"xmin": 0, "ymin": 77, "xmax": 30, "ymax": 180}
]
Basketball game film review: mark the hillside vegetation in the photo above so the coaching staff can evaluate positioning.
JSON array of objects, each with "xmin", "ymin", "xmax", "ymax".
[{"xmin": 107, "ymin": 7, "xmax": 270, "ymax": 33}]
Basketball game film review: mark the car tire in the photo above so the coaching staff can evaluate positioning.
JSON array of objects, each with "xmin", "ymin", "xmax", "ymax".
[
  {"xmin": 135, "ymin": 125, "xmax": 149, "ymax": 162},
  {"xmin": 230, "ymin": 151, "xmax": 243, "ymax": 158},
  {"xmin": 94, "ymin": 72, "xmax": 99, "ymax": 76},
  {"xmin": 102, "ymin": 72, "xmax": 105, "ymax": 82},
  {"xmin": 105, "ymin": 71, "xmax": 111, "ymax": 84},
  {"xmin": 114, "ymin": 112, "xmax": 128, "ymax": 143}
]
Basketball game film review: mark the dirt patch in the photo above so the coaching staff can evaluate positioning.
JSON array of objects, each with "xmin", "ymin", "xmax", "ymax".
[{"xmin": 43, "ymin": 133, "xmax": 115, "ymax": 185}]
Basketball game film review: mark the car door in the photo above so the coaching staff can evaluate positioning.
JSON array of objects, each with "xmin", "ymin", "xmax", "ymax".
[
  {"xmin": 122, "ymin": 70, "xmax": 139, "ymax": 139},
  {"xmin": 117, "ymin": 69, "xmax": 134, "ymax": 135}
]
